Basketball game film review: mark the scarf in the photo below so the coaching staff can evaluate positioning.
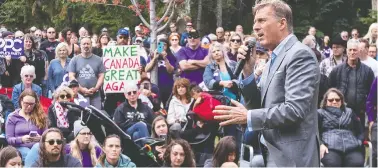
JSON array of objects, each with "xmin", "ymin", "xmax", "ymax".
[{"xmin": 54, "ymin": 102, "xmax": 69, "ymax": 128}]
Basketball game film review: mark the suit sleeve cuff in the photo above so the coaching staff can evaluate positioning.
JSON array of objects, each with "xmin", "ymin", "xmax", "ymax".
[
  {"xmin": 240, "ymin": 73, "xmax": 255, "ymax": 89},
  {"xmin": 247, "ymin": 110, "xmax": 253, "ymax": 131}
]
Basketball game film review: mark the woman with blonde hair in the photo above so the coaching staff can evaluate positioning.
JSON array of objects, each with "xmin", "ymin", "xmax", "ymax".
[
  {"xmin": 363, "ymin": 23, "xmax": 378, "ymax": 45},
  {"xmin": 67, "ymin": 120, "xmax": 102, "ymax": 167},
  {"xmin": 48, "ymin": 42, "xmax": 71, "ymax": 92},
  {"xmin": 48, "ymin": 85, "xmax": 77, "ymax": 140},
  {"xmin": 6, "ymin": 90, "xmax": 48, "ymax": 161}
]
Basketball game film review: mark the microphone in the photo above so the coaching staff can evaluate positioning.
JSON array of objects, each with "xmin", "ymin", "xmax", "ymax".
[{"xmin": 233, "ymin": 38, "xmax": 257, "ymax": 77}]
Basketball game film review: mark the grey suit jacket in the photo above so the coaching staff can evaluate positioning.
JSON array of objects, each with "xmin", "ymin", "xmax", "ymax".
[{"xmin": 242, "ymin": 35, "xmax": 320, "ymax": 167}]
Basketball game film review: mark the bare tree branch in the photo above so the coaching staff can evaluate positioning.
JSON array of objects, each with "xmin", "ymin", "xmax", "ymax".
[
  {"xmin": 157, "ymin": 4, "xmax": 176, "ymax": 33},
  {"xmin": 81, "ymin": 1, "xmax": 129, "ymax": 8},
  {"xmin": 130, "ymin": 0, "xmax": 150, "ymax": 28},
  {"xmin": 157, "ymin": 0, "xmax": 174, "ymax": 26}
]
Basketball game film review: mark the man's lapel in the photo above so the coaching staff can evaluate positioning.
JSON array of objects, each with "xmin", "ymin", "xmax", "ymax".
[{"xmin": 261, "ymin": 36, "xmax": 298, "ymax": 104}]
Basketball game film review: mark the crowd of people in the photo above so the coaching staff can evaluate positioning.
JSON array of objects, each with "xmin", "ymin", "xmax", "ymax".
[{"xmin": 0, "ymin": 7, "xmax": 377, "ymax": 167}]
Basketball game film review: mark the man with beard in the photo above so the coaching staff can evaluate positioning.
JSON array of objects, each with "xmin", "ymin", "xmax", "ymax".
[
  {"xmin": 32, "ymin": 128, "xmax": 81, "ymax": 167},
  {"xmin": 68, "ymin": 37, "xmax": 106, "ymax": 110}
]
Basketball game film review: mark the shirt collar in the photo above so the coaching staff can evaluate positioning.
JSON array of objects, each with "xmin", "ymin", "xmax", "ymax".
[{"xmin": 272, "ymin": 34, "xmax": 294, "ymax": 56}]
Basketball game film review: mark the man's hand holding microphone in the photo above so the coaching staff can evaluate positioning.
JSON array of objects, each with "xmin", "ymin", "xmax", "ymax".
[{"xmin": 213, "ymin": 38, "xmax": 257, "ymax": 126}]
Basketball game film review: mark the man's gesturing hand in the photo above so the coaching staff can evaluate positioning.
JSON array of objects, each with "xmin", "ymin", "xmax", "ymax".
[{"xmin": 213, "ymin": 99, "xmax": 248, "ymax": 126}]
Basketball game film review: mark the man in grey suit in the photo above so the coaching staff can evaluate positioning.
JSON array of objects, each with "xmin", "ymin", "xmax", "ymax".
[{"xmin": 214, "ymin": 0, "xmax": 320, "ymax": 167}]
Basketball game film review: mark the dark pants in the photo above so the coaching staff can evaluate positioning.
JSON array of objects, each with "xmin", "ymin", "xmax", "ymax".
[
  {"xmin": 372, "ymin": 122, "xmax": 377, "ymax": 167},
  {"xmin": 321, "ymin": 148, "xmax": 364, "ymax": 167}
]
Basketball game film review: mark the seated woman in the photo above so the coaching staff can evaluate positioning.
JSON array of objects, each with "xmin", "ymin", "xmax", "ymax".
[
  {"xmin": 167, "ymin": 78, "xmax": 193, "ymax": 126},
  {"xmin": 48, "ymin": 85, "xmax": 77, "ymax": 141},
  {"xmin": 151, "ymin": 116, "xmax": 169, "ymax": 164},
  {"xmin": 95, "ymin": 134, "xmax": 136, "ymax": 167},
  {"xmin": 12, "ymin": 65, "xmax": 42, "ymax": 109},
  {"xmin": 66, "ymin": 120, "xmax": 102, "ymax": 167},
  {"xmin": 204, "ymin": 136, "xmax": 239, "ymax": 167},
  {"xmin": 163, "ymin": 139, "xmax": 196, "ymax": 167},
  {"xmin": 319, "ymin": 88, "xmax": 364, "ymax": 167},
  {"xmin": 0, "ymin": 146, "xmax": 22, "ymax": 168},
  {"xmin": 6, "ymin": 90, "xmax": 47, "ymax": 161},
  {"xmin": 24, "ymin": 121, "xmax": 102, "ymax": 167}
]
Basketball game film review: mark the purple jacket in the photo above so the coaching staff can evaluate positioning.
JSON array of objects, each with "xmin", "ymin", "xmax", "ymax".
[
  {"xmin": 5, "ymin": 109, "xmax": 47, "ymax": 148},
  {"xmin": 366, "ymin": 77, "xmax": 377, "ymax": 122}
]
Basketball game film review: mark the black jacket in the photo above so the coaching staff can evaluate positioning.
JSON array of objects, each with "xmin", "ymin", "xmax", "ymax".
[
  {"xmin": 329, "ymin": 59, "xmax": 375, "ymax": 111},
  {"xmin": 113, "ymin": 99, "xmax": 154, "ymax": 131},
  {"xmin": 318, "ymin": 107, "xmax": 363, "ymax": 152},
  {"xmin": 48, "ymin": 105, "xmax": 78, "ymax": 140}
]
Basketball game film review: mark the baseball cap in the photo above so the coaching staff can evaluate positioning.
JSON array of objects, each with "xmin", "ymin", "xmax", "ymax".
[
  {"xmin": 135, "ymin": 37, "xmax": 143, "ymax": 42},
  {"xmin": 1, "ymin": 31, "xmax": 13, "ymax": 38},
  {"xmin": 101, "ymin": 28, "xmax": 108, "ymax": 32},
  {"xmin": 188, "ymin": 29, "xmax": 200, "ymax": 39},
  {"xmin": 117, "ymin": 28, "xmax": 129, "ymax": 36},
  {"xmin": 30, "ymin": 26, "xmax": 37, "ymax": 32}
]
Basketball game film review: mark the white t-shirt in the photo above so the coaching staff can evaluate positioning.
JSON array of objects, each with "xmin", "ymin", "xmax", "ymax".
[{"xmin": 361, "ymin": 56, "xmax": 378, "ymax": 77}]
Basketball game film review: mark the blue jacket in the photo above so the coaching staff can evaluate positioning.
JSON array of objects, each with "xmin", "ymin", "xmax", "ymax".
[
  {"xmin": 12, "ymin": 83, "xmax": 42, "ymax": 109},
  {"xmin": 95, "ymin": 154, "xmax": 136, "ymax": 168},
  {"xmin": 203, "ymin": 61, "xmax": 240, "ymax": 98}
]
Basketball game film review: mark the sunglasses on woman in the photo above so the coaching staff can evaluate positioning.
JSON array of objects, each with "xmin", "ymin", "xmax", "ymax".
[
  {"xmin": 79, "ymin": 132, "xmax": 93, "ymax": 136},
  {"xmin": 230, "ymin": 39, "xmax": 241, "ymax": 43},
  {"xmin": 59, "ymin": 94, "xmax": 72, "ymax": 99},
  {"xmin": 327, "ymin": 98, "xmax": 341, "ymax": 102},
  {"xmin": 45, "ymin": 139, "xmax": 63, "ymax": 145},
  {"xmin": 24, "ymin": 74, "xmax": 34, "ymax": 78}
]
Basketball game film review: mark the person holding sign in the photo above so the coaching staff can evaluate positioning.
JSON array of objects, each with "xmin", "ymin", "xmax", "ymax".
[
  {"xmin": 145, "ymin": 39, "xmax": 176, "ymax": 107},
  {"xmin": 68, "ymin": 37, "xmax": 106, "ymax": 110}
]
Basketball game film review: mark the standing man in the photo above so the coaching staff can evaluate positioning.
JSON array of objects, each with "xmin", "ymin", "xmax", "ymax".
[
  {"xmin": 216, "ymin": 27, "xmax": 225, "ymax": 43},
  {"xmin": 40, "ymin": 27, "xmax": 59, "ymax": 63},
  {"xmin": 167, "ymin": 23, "xmax": 180, "ymax": 37},
  {"xmin": 180, "ymin": 22, "xmax": 194, "ymax": 46},
  {"xmin": 359, "ymin": 39, "xmax": 378, "ymax": 76},
  {"xmin": 329, "ymin": 40, "xmax": 375, "ymax": 129},
  {"xmin": 176, "ymin": 29, "xmax": 209, "ymax": 84},
  {"xmin": 31, "ymin": 128, "xmax": 82, "ymax": 167},
  {"xmin": 319, "ymin": 35, "xmax": 347, "ymax": 77},
  {"xmin": 68, "ymin": 37, "xmax": 106, "ymax": 110},
  {"xmin": 213, "ymin": 0, "xmax": 320, "ymax": 166},
  {"xmin": 368, "ymin": 45, "xmax": 377, "ymax": 59}
]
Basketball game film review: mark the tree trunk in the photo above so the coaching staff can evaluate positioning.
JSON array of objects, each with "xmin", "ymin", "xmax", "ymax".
[
  {"xmin": 150, "ymin": 0, "xmax": 158, "ymax": 85},
  {"xmin": 216, "ymin": 0, "xmax": 222, "ymax": 27},
  {"xmin": 185, "ymin": 0, "xmax": 191, "ymax": 15},
  {"xmin": 196, "ymin": 0, "xmax": 202, "ymax": 31},
  {"xmin": 373, "ymin": 0, "xmax": 377, "ymax": 10}
]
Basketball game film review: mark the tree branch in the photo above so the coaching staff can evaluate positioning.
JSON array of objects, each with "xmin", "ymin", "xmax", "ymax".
[
  {"xmin": 82, "ymin": 1, "xmax": 129, "ymax": 8},
  {"xmin": 157, "ymin": 0, "xmax": 174, "ymax": 26},
  {"xmin": 157, "ymin": 4, "xmax": 176, "ymax": 33},
  {"xmin": 131, "ymin": 0, "xmax": 150, "ymax": 28}
]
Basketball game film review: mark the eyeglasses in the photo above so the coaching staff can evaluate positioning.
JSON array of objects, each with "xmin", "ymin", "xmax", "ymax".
[
  {"xmin": 45, "ymin": 139, "xmax": 63, "ymax": 145},
  {"xmin": 22, "ymin": 101, "xmax": 35, "ymax": 107},
  {"xmin": 230, "ymin": 39, "xmax": 241, "ymax": 43},
  {"xmin": 136, "ymin": 40, "xmax": 142, "ymax": 43},
  {"xmin": 327, "ymin": 98, "xmax": 341, "ymax": 103},
  {"xmin": 79, "ymin": 132, "xmax": 93, "ymax": 136},
  {"xmin": 127, "ymin": 91, "xmax": 137, "ymax": 96},
  {"xmin": 24, "ymin": 74, "xmax": 34, "ymax": 78},
  {"xmin": 59, "ymin": 94, "xmax": 72, "ymax": 99},
  {"xmin": 171, "ymin": 39, "xmax": 178, "ymax": 41},
  {"xmin": 47, "ymin": 32, "xmax": 55, "ymax": 34}
]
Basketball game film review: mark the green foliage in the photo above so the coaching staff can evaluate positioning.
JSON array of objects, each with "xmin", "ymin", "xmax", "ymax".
[{"xmin": 359, "ymin": 10, "xmax": 377, "ymax": 26}]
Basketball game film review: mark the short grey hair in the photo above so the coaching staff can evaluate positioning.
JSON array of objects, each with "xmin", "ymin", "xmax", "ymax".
[
  {"xmin": 347, "ymin": 39, "xmax": 360, "ymax": 49},
  {"xmin": 53, "ymin": 85, "xmax": 74, "ymax": 102},
  {"xmin": 20, "ymin": 65, "xmax": 36, "ymax": 80},
  {"xmin": 302, "ymin": 35, "xmax": 316, "ymax": 48},
  {"xmin": 253, "ymin": 0, "xmax": 293, "ymax": 33},
  {"xmin": 55, "ymin": 42, "xmax": 69, "ymax": 58},
  {"xmin": 124, "ymin": 82, "xmax": 138, "ymax": 93}
]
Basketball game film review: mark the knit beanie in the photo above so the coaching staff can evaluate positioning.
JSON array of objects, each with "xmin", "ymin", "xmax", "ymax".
[{"xmin": 74, "ymin": 120, "xmax": 88, "ymax": 137}]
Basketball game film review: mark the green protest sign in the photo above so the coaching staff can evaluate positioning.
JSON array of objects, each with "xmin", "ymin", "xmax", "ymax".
[{"xmin": 103, "ymin": 45, "xmax": 140, "ymax": 93}]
